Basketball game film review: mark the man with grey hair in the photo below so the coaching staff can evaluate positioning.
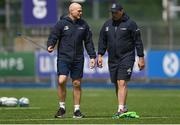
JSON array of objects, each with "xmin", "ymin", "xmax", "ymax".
[{"xmin": 47, "ymin": 2, "xmax": 96, "ymax": 118}]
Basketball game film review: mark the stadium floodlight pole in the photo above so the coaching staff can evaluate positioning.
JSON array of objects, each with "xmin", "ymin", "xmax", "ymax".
[
  {"xmin": 16, "ymin": 32, "xmax": 47, "ymax": 50},
  {"xmin": 166, "ymin": 0, "xmax": 173, "ymax": 50}
]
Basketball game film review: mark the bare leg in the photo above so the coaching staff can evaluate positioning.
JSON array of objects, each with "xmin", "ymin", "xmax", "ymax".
[
  {"xmin": 72, "ymin": 79, "xmax": 82, "ymax": 105},
  {"xmin": 58, "ymin": 75, "xmax": 68, "ymax": 102},
  {"xmin": 54, "ymin": 75, "xmax": 68, "ymax": 118},
  {"xmin": 117, "ymin": 80, "xmax": 128, "ymax": 106}
]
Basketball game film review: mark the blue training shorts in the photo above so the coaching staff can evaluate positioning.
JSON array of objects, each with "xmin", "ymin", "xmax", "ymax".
[
  {"xmin": 109, "ymin": 59, "xmax": 134, "ymax": 83},
  {"xmin": 57, "ymin": 60, "xmax": 84, "ymax": 79}
]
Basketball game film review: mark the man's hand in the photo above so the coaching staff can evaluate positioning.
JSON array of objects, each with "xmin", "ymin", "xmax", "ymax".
[
  {"xmin": 138, "ymin": 57, "xmax": 145, "ymax": 71},
  {"xmin": 97, "ymin": 54, "xmax": 103, "ymax": 68},
  {"xmin": 47, "ymin": 46, "xmax": 54, "ymax": 53},
  {"xmin": 89, "ymin": 58, "xmax": 96, "ymax": 69}
]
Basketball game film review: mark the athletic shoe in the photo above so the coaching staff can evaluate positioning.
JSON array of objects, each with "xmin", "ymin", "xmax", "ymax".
[
  {"xmin": 54, "ymin": 108, "xmax": 66, "ymax": 118},
  {"xmin": 112, "ymin": 111, "xmax": 140, "ymax": 119},
  {"xmin": 112, "ymin": 109, "xmax": 128, "ymax": 119},
  {"xmin": 73, "ymin": 110, "xmax": 85, "ymax": 118}
]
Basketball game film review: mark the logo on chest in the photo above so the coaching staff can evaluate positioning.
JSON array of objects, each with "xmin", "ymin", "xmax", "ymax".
[
  {"xmin": 105, "ymin": 26, "xmax": 109, "ymax": 31},
  {"xmin": 120, "ymin": 28, "xmax": 127, "ymax": 31},
  {"xmin": 64, "ymin": 26, "xmax": 69, "ymax": 30},
  {"xmin": 78, "ymin": 27, "xmax": 85, "ymax": 30}
]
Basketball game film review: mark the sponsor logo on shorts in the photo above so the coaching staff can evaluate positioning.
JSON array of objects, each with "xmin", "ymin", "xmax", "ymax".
[{"xmin": 127, "ymin": 68, "xmax": 132, "ymax": 75}]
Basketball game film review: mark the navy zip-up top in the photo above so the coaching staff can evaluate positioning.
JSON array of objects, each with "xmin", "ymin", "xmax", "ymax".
[
  {"xmin": 98, "ymin": 14, "xmax": 144, "ymax": 62},
  {"xmin": 47, "ymin": 16, "xmax": 96, "ymax": 62}
]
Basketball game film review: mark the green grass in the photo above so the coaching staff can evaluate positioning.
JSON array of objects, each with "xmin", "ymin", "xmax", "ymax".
[{"xmin": 0, "ymin": 88, "xmax": 180, "ymax": 124}]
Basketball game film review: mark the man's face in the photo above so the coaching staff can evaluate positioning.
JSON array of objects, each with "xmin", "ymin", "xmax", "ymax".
[
  {"xmin": 71, "ymin": 6, "xmax": 82, "ymax": 20},
  {"xmin": 112, "ymin": 10, "xmax": 123, "ymax": 21}
]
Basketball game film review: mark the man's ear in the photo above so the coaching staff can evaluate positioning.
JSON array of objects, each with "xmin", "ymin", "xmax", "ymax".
[{"xmin": 120, "ymin": 9, "xmax": 124, "ymax": 13}]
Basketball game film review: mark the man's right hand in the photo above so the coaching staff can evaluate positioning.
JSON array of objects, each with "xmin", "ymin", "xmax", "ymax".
[
  {"xmin": 97, "ymin": 54, "xmax": 103, "ymax": 68},
  {"xmin": 47, "ymin": 46, "xmax": 54, "ymax": 53},
  {"xmin": 138, "ymin": 57, "xmax": 145, "ymax": 71}
]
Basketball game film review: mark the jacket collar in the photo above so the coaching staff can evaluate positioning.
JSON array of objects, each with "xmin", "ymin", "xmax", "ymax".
[
  {"xmin": 121, "ymin": 13, "xmax": 129, "ymax": 21},
  {"xmin": 64, "ymin": 16, "xmax": 80, "ymax": 24}
]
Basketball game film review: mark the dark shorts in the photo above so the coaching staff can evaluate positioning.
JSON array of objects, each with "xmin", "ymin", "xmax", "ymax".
[
  {"xmin": 57, "ymin": 60, "xmax": 84, "ymax": 79},
  {"xmin": 109, "ymin": 59, "xmax": 134, "ymax": 83}
]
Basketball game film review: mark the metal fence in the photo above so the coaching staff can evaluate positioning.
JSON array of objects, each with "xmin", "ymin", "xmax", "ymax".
[{"xmin": 1, "ymin": 20, "xmax": 180, "ymax": 51}]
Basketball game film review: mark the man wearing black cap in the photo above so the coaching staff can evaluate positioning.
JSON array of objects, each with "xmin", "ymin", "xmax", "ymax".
[{"xmin": 97, "ymin": 3, "xmax": 145, "ymax": 117}]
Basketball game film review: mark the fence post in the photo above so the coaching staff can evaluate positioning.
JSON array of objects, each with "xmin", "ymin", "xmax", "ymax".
[
  {"xmin": 50, "ymin": 53, "xmax": 56, "ymax": 88},
  {"xmin": 147, "ymin": 26, "xmax": 152, "ymax": 50}
]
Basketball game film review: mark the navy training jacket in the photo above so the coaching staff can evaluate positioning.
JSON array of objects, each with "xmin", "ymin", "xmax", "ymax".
[
  {"xmin": 47, "ymin": 16, "xmax": 96, "ymax": 62},
  {"xmin": 98, "ymin": 14, "xmax": 144, "ymax": 62}
]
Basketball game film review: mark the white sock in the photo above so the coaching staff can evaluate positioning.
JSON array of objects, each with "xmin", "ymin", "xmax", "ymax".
[
  {"xmin": 74, "ymin": 105, "xmax": 80, "ymax": 112},
  {"xmin": 118, "ymin": 105, "xmax": 124, "ymax": 112},
  {"xmin": 59, "ymin": 102, "xmax": 65, "ymax": 109},
  {"xmin": 118, "ymin": 105, "xmax": 128, "ymax": 112}
]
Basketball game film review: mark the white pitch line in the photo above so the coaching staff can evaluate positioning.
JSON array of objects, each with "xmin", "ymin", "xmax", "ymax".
[
  {"xmin": 0, "ymin": 107, "xmax": 41, "ymax": 110},
  {"xmin": 0, "ymin": 116, "xmax": 180, "ymax": 122},
  {"xmin": 0, "ymin": 118, "xmax": 108, "ymax": 122},
  {"xmin": 140, "ymin": 116, "xmax": 170, "ymax": 119},
  {"xmin": 129, "ymin": 94, "xmax": 180, "ymax": 97}
]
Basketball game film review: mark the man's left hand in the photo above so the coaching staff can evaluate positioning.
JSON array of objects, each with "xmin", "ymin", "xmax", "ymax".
[{"xmin": 89, "ymin": 58, "xmax": 96, "ymax": 69}]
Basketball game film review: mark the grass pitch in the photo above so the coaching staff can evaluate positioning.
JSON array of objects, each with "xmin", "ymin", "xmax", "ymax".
[{"xmin": 0, "ymin": 88, "xmax": 180, "ymax": 124}]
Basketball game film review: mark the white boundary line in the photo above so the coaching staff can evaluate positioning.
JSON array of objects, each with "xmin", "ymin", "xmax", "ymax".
[
  {"xmin": 0, "ymin": 116, "xmax": 180, "ymax": 122},
  {"xmin": 0, "ymin": 107, "xmax": 41, "ymax": 110}
]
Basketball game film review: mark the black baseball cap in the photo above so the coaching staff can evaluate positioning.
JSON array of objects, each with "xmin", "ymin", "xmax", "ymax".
[{"xmin": 111, "ymin": 3, "xmax": 123, "ymax": 12}]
